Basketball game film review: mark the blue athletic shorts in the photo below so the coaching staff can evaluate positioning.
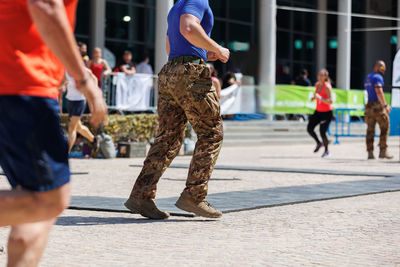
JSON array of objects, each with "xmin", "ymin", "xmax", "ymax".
[
  {"xmin": 67, "ymin": 100, "xmax": 86, "ymax": 117},
  {"xmin": 0, "ymin": 96, "xmax": 70, "ymax": 192}
]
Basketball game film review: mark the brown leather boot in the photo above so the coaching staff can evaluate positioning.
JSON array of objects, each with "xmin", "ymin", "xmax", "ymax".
[
  {"xmin": 368, "ymin": 151, "xmax": 375, "ymax": 160},
  {"xmin": 175, "ymin": 191, "xmax": 222, "ymax": 218},
  {"xmin": 124, "ymin": 198, "xmax": 170, "ymax": 220},
  {"xmin": 379, "ymin": 150, "xmax": 393, "ymax": 159}
]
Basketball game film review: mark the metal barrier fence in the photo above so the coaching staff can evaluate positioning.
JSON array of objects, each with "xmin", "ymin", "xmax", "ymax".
[
  {"xmin": 333, "ymin": 108, "xmax": 365, "ymax": 144},
  {"xmin": 101, "ymin": 73, "xmax": 158, "ymax": 114},
  {"xmin": 101, "ymin": 73, "xmax": 261, "ymax": 117}
]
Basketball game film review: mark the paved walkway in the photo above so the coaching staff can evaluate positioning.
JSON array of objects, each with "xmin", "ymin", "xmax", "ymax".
[{"xmin": 0, "ymin": 137, "xmax": 399, "ymax": 266}]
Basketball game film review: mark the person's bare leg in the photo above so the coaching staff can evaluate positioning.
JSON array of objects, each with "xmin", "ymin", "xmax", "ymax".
[
  {"xmin": 68, "ymin": 116, "xmax": 80, "ymax": 152},
  {"xmin": 76, "ymin": 120, "xmax": 94, "ymax": 143},
  {"xmin": 7, "ymin": 219, "xmax": 55, "ymax": 267},
  {"xmin": 0, "ymin": 184, "xmax": 70, "ymax": 227}
]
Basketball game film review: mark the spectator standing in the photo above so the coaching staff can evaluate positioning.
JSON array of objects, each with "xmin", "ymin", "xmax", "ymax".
[
  {"xmin": 295, "ymin": 69, "xmax": 312, "ymax": 86},
  {"xmin": 207, "ymin": 63, "xmax": 221, "ymax": 99},
  {"xmin": 222, "ymin": 71, "xmax": 241, "ymax": 89},
  {"xmin": 119, "ymin": 50, "xmax": 136, "ymax": 75},
  {"xmin": 89, "ymin": 47, "xmax": 112, "ymax": 87},
  {"xmin": 78, "ymin": 42, "xmax": 90, "ymax": 67},
  {"xmin": 364, "ymin": 60, "xmax": 393, "ymax": 160},
  {"xmin": 136, "ymin": 52, "xmax": 154, "ymax": 75}
]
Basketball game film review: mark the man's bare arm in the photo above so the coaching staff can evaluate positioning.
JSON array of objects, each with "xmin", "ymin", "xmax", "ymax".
[
  {"xmin": 121, "ymin": 65, "xmax": 136, "ymax": 75},
  {"xmin": 375, "ymin": 85, "xmax": 387, "ymax": 106},
  {"xmin": 166, "ymin": 36, "xmax": 170, "ymax": 56},
  {"xmin": 180, "ymin": 14, "xmax": 229, "ymax": 63},
  {"xmin": 375, "ymin": 85, "xmax": 391, "ymax": 113}
]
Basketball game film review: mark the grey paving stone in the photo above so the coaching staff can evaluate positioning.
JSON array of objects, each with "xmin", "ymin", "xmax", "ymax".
[{"xmin": 69, "ymin": 176, "xmax": 400, "ymax": 215}]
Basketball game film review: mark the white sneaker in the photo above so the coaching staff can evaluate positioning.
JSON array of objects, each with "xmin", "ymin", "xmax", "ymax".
[{"xmin": 322, "ymin": 151, "xmax": 330, "ymax": 158}]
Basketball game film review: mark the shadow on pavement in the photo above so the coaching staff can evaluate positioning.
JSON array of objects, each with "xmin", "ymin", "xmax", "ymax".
[
  {"xmin": 260, "ymin": 156, "xmax": 316, "ymax": 160},
  {"xmin": 56, "ymin": 216, "xmax": 216, "ymax": 226},
  {"xmin": 162, "ymin": 177, "xmax": 241, "ymax": 181}
]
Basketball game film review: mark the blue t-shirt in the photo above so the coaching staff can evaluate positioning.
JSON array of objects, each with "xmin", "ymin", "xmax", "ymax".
[
  {"xmin": 167, "ymin": 0, "xmax": 214, "ymax": 62},
  {"xmin": 364, "ymin": 72, "xmax": 384, "ymax": 102}
]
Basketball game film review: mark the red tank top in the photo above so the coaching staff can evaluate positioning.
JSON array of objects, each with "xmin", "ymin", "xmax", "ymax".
[
  {"xmin": 90, "ymin": 61, "xmax": 104, "ymax": 86},
  {"xmin": 315, "ymin": 82, "xmax": 333, "ymax": 112}
]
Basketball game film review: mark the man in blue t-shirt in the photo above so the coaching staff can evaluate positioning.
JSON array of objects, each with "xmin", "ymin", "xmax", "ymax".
[
  {"xmin": 125, "ymin": 0, "xmax": 230, "ymax": 219},
  {"xmin": 364, "ymin": 60, "xmax": 392, "ymax": 159}
]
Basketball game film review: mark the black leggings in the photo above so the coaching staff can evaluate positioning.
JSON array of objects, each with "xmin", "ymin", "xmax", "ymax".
[{"xmin": 307, "ymin": 111, "xmax": 333, "ymax": 147}]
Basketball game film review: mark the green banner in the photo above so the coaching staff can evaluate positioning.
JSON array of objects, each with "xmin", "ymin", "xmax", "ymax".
[{"xmin": 267, "ymin": 85, "xmax": 391, "ymax": 115}]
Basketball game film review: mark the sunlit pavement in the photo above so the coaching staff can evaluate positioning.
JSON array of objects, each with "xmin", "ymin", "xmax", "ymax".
[{"xmin": 1, "ymin": 137, "xmax": 399, "ymax": 266}]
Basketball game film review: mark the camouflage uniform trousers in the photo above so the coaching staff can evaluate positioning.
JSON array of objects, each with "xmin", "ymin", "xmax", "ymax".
[
  {"xmin": 365, "ymin": 101, "xmax": 390, "ymax": 152},
  {"xmin": 130, "ymin": 61, "xmax": 223, "ymax": 202}
]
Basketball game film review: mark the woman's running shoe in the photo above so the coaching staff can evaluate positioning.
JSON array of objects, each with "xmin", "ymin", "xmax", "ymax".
[
  {"xmin": 314, "ymin": 143, "xmax": 323, "ymax": 153},
  {"xmin": 321, "ymin": 151, "xmax": 330, "ymax": 158}
]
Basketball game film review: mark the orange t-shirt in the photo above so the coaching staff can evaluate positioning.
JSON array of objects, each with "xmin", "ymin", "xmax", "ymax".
[{"xmin": 0, "ymin": 0, "xmax": 78, "ymax": 99}]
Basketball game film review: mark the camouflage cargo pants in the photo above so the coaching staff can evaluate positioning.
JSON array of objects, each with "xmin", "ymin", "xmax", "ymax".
[
  {"xmin": 130, "ymin": 61, "xmax": 223, "ymax": 201},
  {"xmin": 365, "ymin": 101, "xmax": 390, "ymax": 152}
]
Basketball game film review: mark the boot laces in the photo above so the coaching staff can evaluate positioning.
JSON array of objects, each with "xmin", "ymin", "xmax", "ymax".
[{"xmin": 203, "ymin": 200, "xmax": 214, "ymax": 208}]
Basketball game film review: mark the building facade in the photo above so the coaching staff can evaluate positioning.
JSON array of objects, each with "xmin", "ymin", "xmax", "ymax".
[{"xmin": 76, "ymin": 0, "xmax": 400, "ymax": 91}]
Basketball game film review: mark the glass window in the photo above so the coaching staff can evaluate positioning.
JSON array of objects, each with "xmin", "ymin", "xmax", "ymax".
[
  {"xmin": 277, "ymin": 10, "xmax": 291, "ymax": 30},
  {"xmin": 229, "ymin": 0, "xmax": 253, "ymax": 22},
  {"xmin": 276, "ymin": 0, "xmax": 318, "ymax": 85},
  {"xmin": 106, "ymin": 3, "xmax": 146, "ymax": 42},
  {"xmin": 229, "ymin": 23, "xmax": 251, "ymax": 43},
  {"xmin": 277, "ymin": 0, "xmax": 292, "ymax": 5},
  {"xmin": 277, "ymin": 31, "xmax": 291, "ymax": 60},
  {"xmin": 211, "ymin": 20, "xmax": 227, "ymax": 46},
  {"xmin": 104, "ymin": 0, "xmax": 155, "ymax": 72},
  {"xmin": 292, "ymin": 0, "xmax": 317, "ymax": 8},
  {"xmin": 75, "ymin": 1, "xmax": 90, "ymax": 37},
  {"xmin": 145, "ymin": 8, "xmax": 155, "ymax": 45},
  {"xmin": 107, "ymin": 0, "xmax": 154, "ymax": 6},
  {"xmin": 209, "ymin": 0, "xmax": 227, "ymax": 18},
  {"xmin": 293, "ymin": 34, "xmax": 306, "ymax": 61},
  {"xmin": 293, "ymin": 11, "xmax": 316, "ymax": 33}
]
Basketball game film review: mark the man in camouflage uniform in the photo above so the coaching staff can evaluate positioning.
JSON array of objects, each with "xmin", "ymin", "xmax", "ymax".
[
  {"xmin": 364, "ymin": 60, "xmax": 393, "ymax": 160},
  {"xmin": 124, "ymin": 0, "xmax": 230, "ymax": 219}
]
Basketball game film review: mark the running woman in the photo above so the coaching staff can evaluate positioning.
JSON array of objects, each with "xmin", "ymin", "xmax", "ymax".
[
  {"xmin": 0, "ymin": 1, "xmax": 107, "ymax": 266},
  {"xmin": 66, "ymin": 71, "xmax": 99, "ymax": 153},
  {"xmin": 307, "ymin": 69, "xmax": 333, "ymax": 158}
]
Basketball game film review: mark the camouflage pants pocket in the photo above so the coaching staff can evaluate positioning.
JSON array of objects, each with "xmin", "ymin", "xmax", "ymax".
[{"xmin": 189, "ymin": 79, "xmax": 220, "ymax": 119}]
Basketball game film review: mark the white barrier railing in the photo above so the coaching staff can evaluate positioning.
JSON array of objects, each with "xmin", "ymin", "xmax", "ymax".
[
  {"xmin": 101, "ymin": 72, "xmax": 258, "ymax": 116},
  {"xmin": 101, "ymin": 72, "xmax": 158, "ymax": 114}
]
